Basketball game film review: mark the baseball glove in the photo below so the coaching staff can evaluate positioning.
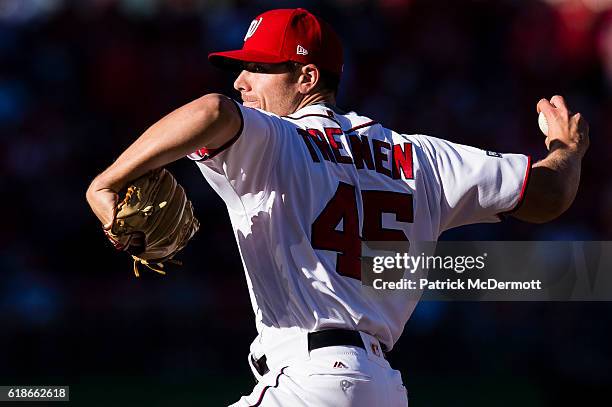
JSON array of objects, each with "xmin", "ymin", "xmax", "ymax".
[{"xmin": 104, "ymin": 168, "xmax": 200, "ymax": 277}]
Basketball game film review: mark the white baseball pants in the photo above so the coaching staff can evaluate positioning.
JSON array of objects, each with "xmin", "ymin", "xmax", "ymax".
[{"xmin": 230, "ymin": 331, "xmax": 409, "ymax": 407}]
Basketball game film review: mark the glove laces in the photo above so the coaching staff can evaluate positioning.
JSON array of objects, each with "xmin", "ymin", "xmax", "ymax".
[{"xmin": 131, "ymin": 256, "xmax": 183, "ymax": 277}]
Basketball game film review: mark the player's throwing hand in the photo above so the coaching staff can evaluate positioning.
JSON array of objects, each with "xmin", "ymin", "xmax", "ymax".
[{"xmin": 537, "ymin": 95, "xmax": 589, "ymax": 155}]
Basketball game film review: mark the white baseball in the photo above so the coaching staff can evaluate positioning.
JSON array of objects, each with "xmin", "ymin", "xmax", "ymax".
[{"xmin": 538, "ymin": 112, "xmax": 549, "ymax": 136}]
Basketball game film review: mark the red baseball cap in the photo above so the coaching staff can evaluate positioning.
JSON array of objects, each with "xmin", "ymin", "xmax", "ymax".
[{"xmin": 209, "ymin": 8, "xmax": 343, "ymax": 76}]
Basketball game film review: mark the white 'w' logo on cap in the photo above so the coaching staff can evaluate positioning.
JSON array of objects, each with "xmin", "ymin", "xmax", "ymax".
[{"xmin": 244, "ymin": 17, "xmax": 263, "ymax": 41}]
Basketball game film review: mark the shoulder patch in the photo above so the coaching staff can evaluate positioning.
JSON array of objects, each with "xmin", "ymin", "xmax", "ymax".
[{"xmin": 486, "ymin": 151, "xmax": 502, "ymax": 158}]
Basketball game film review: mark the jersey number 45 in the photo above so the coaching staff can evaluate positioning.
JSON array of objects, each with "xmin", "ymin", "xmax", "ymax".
[{"xmin": 311, "ymin": 182, "xmax": 413, "ymax": 280}]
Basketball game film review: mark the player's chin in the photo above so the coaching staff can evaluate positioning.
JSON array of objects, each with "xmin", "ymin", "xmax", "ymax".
[{"xmin": 243, "ymin": 101, "xmax": 260, "ymax": 109}]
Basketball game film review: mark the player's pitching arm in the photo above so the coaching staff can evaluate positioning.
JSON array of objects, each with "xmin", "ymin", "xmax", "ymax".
[
  {"xmin": 512, "ymin": 95, "xmax": 590, "ymax": 223},
  {"xmin": 86, "ymin": 94, "xmax": 241, "ymax": 228}
]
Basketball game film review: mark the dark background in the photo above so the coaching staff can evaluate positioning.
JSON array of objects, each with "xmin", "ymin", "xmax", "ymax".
[{"xmin": 1, "ymin": 0, "xmax": 611, "ymax": 405}]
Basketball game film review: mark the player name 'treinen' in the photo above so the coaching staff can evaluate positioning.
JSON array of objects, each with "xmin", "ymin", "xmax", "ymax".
[
  {"xmin": 296, "ymin": 127, "xmax": 414, "ymax": 181},
  {"xmin": 372, "ymin": 278, "xmax": 543, "ymax": 290}
]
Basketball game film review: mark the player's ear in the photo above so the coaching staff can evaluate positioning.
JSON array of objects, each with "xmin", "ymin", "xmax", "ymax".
[{"xmin": 297, "ymin": 64, "xmax": 320, "ymax": 94}]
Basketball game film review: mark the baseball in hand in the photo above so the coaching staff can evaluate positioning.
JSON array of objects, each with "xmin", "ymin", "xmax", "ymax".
[{"xmin": 538, "ymin": 112, "xmax": 549, "ymax": 136}]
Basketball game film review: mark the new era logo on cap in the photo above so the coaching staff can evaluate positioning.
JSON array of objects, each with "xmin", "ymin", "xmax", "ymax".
[{"xmin": 209, "ymin": 8, "xmax": 344, "ymax": 76}]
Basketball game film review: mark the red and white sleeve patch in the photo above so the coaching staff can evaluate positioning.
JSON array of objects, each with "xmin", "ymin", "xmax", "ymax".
[{"xmin": 186, "ymin": 147, "xmax": 217, "ymax": 161}]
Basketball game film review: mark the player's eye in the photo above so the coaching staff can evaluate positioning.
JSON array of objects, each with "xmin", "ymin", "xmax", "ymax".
[
  {"xmin": 244, "ymin": 63, "xmax": 268, "ymax": 73},
  {"xmin": 252, "ymin": 64, "xmax": 268, "ymax": 73}
]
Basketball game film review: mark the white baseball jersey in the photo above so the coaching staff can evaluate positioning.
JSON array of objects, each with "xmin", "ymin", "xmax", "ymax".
[{"xmin": 187, "ymin": 101, "xmax": 530, "ymax": 354}]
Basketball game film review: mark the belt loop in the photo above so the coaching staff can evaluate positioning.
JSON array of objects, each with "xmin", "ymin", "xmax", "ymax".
[
  {"xmin": 359, "ymin": 331, "xmax": 385, "ymax": 359},
  {"xmin": 301, "ymin": 330, "xmax": 312, "ymax": 361},
  {"xmin": 248, "ymin": 352, "xmax": 266, "ymax": 383}
]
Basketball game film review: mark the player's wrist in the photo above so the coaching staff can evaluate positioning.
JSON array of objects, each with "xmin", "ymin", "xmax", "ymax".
[
  {"xmin": 89, "ymin": 173, "xmax": 124, "ymax": 195},
  {"xmin": 547, "ymin": 138, "xmax": 586, "ymax": 158}
]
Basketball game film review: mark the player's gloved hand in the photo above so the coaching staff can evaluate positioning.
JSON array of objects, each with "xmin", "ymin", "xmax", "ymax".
[
  {"xmin": 88, "ymin": 168, "xmax": 200, "ymax": 277},
  {"xmin": 87, "ymin": 185, "xmax": 146, "ymax": 254},
  {"xmin": 536, "ymin": 95, "xmax": 590, "ymax": 156}
]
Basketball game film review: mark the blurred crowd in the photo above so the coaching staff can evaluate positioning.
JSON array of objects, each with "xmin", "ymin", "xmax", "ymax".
[{"xmin": 1, "ymin": 0, "xmax": 611, "ymax": 405}]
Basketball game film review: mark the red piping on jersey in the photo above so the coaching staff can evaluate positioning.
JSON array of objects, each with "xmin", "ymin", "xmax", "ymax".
[
  {"xmin": 498, "ymin": 155, "xmax": 532, "ymax": 218},
  {"xmin": 188, "ymin": 99, "xmax": 245, "ymax": 161},
  {"xmin": 346, "ymin": 120, "xmax": 378, "ymax": 133},
  {"xmin": 248, "ymin": 366, "xmax": 288, "ymax": 407},
  {"xmin": 517, "ymin": 155, "xmax": 532, "ymax": 204}
]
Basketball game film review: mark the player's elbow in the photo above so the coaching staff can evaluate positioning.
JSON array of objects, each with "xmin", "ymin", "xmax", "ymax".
[
  {"xmin": 518, "ymin": 193, "xmax": 571, "ymax": 224},
  {"xmin": 512, "ymin": 166, "xmax": 577, "ymax": 223}
]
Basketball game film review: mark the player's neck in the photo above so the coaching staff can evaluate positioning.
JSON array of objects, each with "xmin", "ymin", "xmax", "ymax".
[{"xmin": 294, "ymin": 92, "xmax": 336, "ymax": 113}]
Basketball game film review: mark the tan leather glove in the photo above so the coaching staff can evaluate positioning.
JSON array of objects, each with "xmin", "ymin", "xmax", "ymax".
[{"xmin": 104, "ymin": 168, "xmax": 199, "ymax": 277}]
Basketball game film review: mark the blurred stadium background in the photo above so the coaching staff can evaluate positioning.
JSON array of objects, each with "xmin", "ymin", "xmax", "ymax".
[{"xmin": 1, "ymin": 0, "xmax": 611, "ymax": 405}]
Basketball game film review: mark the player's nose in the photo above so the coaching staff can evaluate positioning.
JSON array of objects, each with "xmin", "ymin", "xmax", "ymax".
[{"xmin": 234, "ymin": 70, "xmax": 251, "ymax": 92}]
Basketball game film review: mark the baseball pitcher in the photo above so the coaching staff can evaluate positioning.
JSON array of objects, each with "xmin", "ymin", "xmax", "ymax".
[{"xmin": 86, "ymin": 8, "xmax": 589, "ymax": 407}]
